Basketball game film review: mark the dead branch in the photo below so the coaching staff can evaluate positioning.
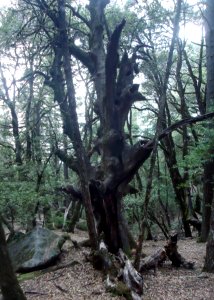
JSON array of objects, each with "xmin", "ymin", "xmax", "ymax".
[
  {"xmin": 118, "ymin": 249, "xmax": 143, "ymax": 300},
  {"xmin": 158, "ymin": 112, "xmax": 214, "ymax": 141},
  {"xmin": 53, "ymin": 283, "xmax": 69, "ymax": 293},
  {"xmin": 139, "ymin": 248, "xmax": 167, "ymax": 273},
  {"xmin": 24, "ymin": 291, "xmax": 48, "ymax": 295}
]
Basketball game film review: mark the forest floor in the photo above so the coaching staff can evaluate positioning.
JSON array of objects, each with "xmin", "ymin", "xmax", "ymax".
[{"xmin": 20, "ymin": 229, "xmax": 214, "ymax": 300}]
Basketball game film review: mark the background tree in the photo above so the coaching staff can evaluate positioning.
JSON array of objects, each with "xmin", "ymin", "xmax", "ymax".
[
  {"xmin": 201, "ymin": 0, "xmax": 214, "ymax": 242},
  {"xmin": 203, "ymin": 0, "xmax": 214, "ymax": 271}
]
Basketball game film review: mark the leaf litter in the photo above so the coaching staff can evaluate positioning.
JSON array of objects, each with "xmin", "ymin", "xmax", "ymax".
[{"xmin": 20, "ymin": 230, "xmax": 214, "ymax": 300}]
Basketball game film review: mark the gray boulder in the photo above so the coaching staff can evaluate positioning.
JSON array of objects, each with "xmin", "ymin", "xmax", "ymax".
[{"xmin": 7, "ymin": 227, "xmax": 66, "ymax": 272}]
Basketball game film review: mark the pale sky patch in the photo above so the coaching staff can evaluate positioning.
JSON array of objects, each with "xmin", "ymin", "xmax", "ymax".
[
  {"xmin": 0, "ymin": 0, "xmax": 203, "ymax": 43},
  {"xmin": 0, "ymin": 0, "xmax": 13, "ymax": 8}
]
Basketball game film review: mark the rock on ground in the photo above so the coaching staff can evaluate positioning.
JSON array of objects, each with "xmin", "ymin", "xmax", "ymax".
[{"xmin": 8, "ymin": 227, "xmax": 66, "ymax": 272}]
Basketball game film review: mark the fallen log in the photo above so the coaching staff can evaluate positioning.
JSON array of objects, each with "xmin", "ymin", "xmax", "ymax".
[
  {"xmin": 138, "ymin": 233, "xmax": 194, "ymax": 273},
  {"xmin": 139, "ymin": 248, "xmax": 167, "ymax": 273}
]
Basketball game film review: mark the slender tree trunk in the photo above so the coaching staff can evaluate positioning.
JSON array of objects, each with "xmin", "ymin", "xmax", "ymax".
[
  {"xmin": 0, "ymin": 218, "xmax": 27, "ymax": 300},
  {"xmin": 1, "ymin": 215, "xmax": 15, "ymax": 236},
  {"xmin": 165, "ymin": 150, "xmax": 192, "ymax": 237},
  {"xmin": 63, "ymin": 135, "xmax": 69, "ymax": 180},
  {"xmin": 25, "ymin": 59, "xmax": 34, "ymax": 161},
  {"xmin": 0, "ymin": 67, "xmax": 22, "ymax": 165},
  {"xmin": 201, "ymin": 161, "xmax": 214, "ymax": 241},
  {"xmin": 203, "ymin": 0, "xmax": 214, "ymax": 271},
  {"xmin": 67, "ymin": 201, "xmax": 82, "ymax": 233},
  {"xmin": 201, "ymin": 0, "xmax": 214, "ymax": 243},
  {"xmin": 203, "ymin": 199, "xmax": 214, "ymax": 271},
  {"xmin": 57, "ymin": 0, "xmax": 98, "ymax": 250},
  {"xmin": 127, "ymin": 110, "xmax": 143, "ymax": 191}
]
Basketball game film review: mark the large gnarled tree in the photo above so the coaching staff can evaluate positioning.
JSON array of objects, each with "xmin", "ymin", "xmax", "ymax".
[{"xmin": 16, "ymin": 0, "xmax": 214, "ymax": 255}]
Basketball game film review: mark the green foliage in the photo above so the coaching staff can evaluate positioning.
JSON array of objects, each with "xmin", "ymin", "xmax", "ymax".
[
  {"xmin": 178, "ymin": 123, "xmax": 214, "ymax": 181},
  {"xmin": 0, "ymin": 8, "xmax": 22, "ymax": 49},
  {"xmin": 0, "ymin": 158, "xmax": 53, "ymax": 228},
  {"xmin": 76, "ymin": 219, "xmax": 88, "ymax": 231},
  {"xmin": 48, "ymin": 213, "xmax": 64, "ymax": 229},
  {"xmin": 0, "ymin": 179, "xmax": 49, "ymax": 227},
  {"xmin": 124, "ymin": 194, "xmax": 142, "ymax": 224},
  {"xmin": 17, "ymin": 271, "xmax": 40, "ymax": 282}
]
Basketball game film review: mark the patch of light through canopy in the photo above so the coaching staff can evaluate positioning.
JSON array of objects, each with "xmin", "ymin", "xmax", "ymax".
[{"xmin": 0, "ymin": 0, "xmax": 204, "ymax": 43}]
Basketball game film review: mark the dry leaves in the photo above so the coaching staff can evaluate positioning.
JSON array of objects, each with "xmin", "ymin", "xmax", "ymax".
[
  {"xmin": 143, "ymin": 238, "xmax": 214, "ymax": 300},
  {"xmin": 21, "ymin": 231, "xmax": 214, "ymax": 300}
]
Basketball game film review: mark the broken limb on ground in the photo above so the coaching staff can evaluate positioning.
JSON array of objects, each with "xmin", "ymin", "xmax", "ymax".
[{"xmin": 19, "ymin": 229, "xmax": 214, "ymax": 300}]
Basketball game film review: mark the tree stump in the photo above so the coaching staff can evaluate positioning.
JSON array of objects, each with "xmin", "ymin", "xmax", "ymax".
[{"xmin": 164, "ymin": 233, "xmax": 194, "ymax": 269}]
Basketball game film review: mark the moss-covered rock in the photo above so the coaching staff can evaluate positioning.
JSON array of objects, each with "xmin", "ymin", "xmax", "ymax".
[{"xmin": 8, "ymin": 227, "xmax": 66, "ymax": 272}]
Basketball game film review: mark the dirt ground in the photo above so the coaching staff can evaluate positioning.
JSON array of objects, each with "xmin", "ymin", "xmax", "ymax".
[{"xmin": 20, "ymin": 230, "xmax": 214, "ymax": 300}]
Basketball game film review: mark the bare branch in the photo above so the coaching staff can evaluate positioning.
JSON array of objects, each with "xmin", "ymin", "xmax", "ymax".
[
  {"xmin": 68, "ymin": 43, "xmax": 95, "ymax": 74},
  {"xmin": 55, "ymin": 148, "xmax": 79, "ymax": 174},
  {"xmin": 66, "ymin": 5, "xmax": 90, "ymax": 28},
  {"xmin": 158, "ymin": 112, "xmax": 214, "ymax": 140}
]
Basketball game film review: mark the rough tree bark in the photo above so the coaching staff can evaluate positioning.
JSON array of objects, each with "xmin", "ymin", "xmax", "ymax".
[
  {"xmin": 203, "ymin": 0, "xmax": 214, "ymax": 271},
  {"xmin": 201, "ymin": 0, "xmax": 214, "ymax": 243},
  {"xmin": 201, "ymin": 160, "xmax": 214, "ymax": 241},
  {"xmin": 0, "ymin": 217, "xmax": 27, "ymax": 300},
  {"xmin": 204, "ymin": 200, "xmax": 214, "ymax": 271}
]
